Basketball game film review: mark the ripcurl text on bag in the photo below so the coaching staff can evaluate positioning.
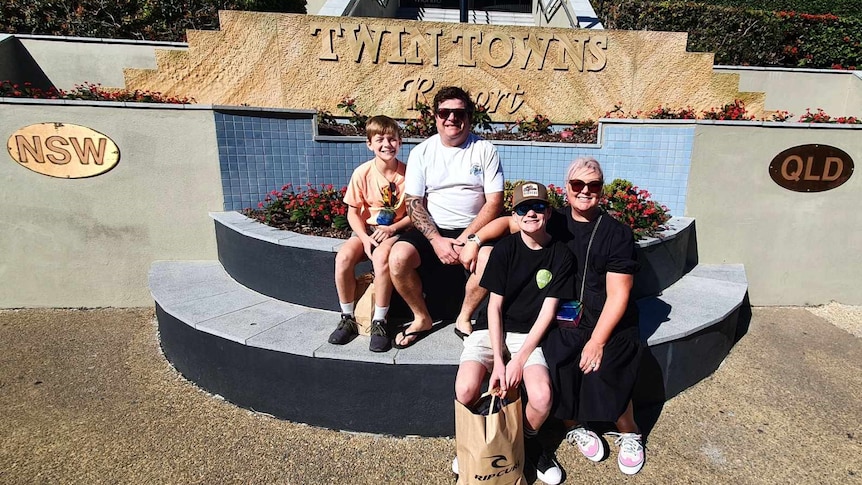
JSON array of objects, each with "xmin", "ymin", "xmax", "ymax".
[{"xmin": 455, "ymin": 388, "xmax": 525, "ymax": 485}]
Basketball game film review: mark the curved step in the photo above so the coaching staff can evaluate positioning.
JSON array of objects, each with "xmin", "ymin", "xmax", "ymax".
[
  {"xmin": 150, "ymin": 259, "xmax": 747, "ymax": 436},
  {"xmin": 210, "ymin": 211, "xmax": 695, "ymax": 310},
  {"xmin": 635, "ymin": 264, "xmax": 748, "ymax": 404}
]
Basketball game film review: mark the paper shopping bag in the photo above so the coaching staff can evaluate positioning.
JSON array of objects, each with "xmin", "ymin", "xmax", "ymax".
[
  {"xmin": 353, "ymin": 272, "xmax": 374, "ymax": 335},
  {"xmin": 455, "ymin": 388, "xmax": 525, "ymax": 485}
]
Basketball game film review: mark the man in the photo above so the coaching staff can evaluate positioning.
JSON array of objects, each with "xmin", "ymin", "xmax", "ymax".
[{"xmin": 389, "ymin": 86, "xmax": 504, "ymax": 348}]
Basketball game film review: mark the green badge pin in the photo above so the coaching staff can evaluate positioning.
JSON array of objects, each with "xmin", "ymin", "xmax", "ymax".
[{"xmin": 536, "ymin": 269, "xmax": 552, "ymax": 289}]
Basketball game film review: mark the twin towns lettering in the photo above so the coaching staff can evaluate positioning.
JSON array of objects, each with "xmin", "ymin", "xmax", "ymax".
[
  {"xmin": 311, "ymin": 22, "xmax": 607, "ymax": 115},
  {"xmin": 310, "ymin": 22, "xmax": 608, "ymax": 73}
]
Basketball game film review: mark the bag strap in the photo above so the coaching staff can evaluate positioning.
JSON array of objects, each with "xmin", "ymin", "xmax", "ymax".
[
  {"xmin": 578, "ymin": 215, "xmax": 603, "ymax": 301},
  {"xmin": 481, "ymin": 387, "xmax": 517, "ymax": 413}
]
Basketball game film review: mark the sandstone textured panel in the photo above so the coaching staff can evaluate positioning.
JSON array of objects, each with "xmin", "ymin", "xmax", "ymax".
[{"xmin": 124, "ymin": 12, "xmax": 765, "ymax": 122}]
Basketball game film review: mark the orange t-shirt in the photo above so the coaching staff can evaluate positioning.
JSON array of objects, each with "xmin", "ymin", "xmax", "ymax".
[{"xmin": 343, "ymin": 159, "xmax": 408, "ymax": 226}]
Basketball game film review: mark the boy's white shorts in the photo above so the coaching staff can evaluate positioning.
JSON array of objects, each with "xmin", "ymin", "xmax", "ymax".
[{"xmin": 459, "ymin": 329, "xmax": 548, "ymax": 371}]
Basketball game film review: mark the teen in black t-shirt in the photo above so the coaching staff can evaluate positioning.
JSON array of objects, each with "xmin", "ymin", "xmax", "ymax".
[{"xmin": 453, "ymin": 182, "xmax": 572, "ymax": 485}]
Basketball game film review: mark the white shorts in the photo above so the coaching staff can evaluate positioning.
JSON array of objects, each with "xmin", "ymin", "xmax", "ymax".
[{"xmin": 459, "ymin": 329, "xmax": 548, "ymax": 371}]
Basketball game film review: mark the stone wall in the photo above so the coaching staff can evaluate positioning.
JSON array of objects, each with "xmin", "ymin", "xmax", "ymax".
[
  {"xmin": 687, "ymin": 123, "xmax": 862, "ymax": 305},
  {"xmin": 124, "ymin": 12, "xmax": 765, "ymax": 123},
  {"xmin": 0, "ymin": 101, "xmax": 222, "ymax": 307},
  {"xmin": 719, "ymin": 67, "xmax": 862, "ymax": 119}
]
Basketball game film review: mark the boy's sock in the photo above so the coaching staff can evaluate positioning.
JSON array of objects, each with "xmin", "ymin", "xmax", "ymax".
[
  {"xmin": 373, "ymin": 305, "xmax": 389, "ymax": 322},
  {"xmin": 524, "ymin": 426, "xmax": 538, "ymax": 439},
  {"xmin": 340, "ymin": 302, "xmax": 355, "ymax": 316}
]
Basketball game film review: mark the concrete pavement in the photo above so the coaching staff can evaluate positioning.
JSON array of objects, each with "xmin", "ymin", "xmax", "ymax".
[{"xmin": 0, "ymin": 306, "xmax": 860, "ymax": 484}]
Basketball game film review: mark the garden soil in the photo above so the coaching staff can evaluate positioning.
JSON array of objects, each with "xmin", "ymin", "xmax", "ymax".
[{"xmin": 1, "ymin": 305, "xmax": 860, "ymax": 484}]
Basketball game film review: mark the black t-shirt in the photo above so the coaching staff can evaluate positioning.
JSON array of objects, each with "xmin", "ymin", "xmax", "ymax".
[
  {"xmin": 475, "ymin": 233, "xmax": 575, "ymax": 334},
  {"xmin": 546, "ymin": 209, "xmax": 640, "ymax": 330}
]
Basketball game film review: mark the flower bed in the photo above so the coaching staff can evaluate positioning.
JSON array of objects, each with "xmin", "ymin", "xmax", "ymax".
[
  {"xmin": 0, "ymin": 81, "xmax": 193, "ymax": 103},
  {"xmin": 318, "ymin": 97, "xmax": 862, "ymax": 146},
  {"xmin": 245, "ymin": 178, "xmax": 671, "ymax": 241}
]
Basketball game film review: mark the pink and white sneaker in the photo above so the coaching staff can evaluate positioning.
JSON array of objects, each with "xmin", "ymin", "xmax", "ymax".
[
  {"xmin": 610, "ymin": 432, "xmax": 645, "ymax": 475},
  {"xmin": 565, "ymin": 426, "xmax": 606, "ymax": 462}
]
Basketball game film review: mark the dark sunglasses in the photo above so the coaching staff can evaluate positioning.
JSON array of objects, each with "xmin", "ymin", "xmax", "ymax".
[
  {"xmin": 568, "ymin": 179, "xmax": 603, "ymax": 193},
  {"xmin": 514, "ymin": 202, "xmax": 548, "ymax": 216},
  {"xmin": 435, "ymin": 108, "xmax": 468, "ymax": 120}
]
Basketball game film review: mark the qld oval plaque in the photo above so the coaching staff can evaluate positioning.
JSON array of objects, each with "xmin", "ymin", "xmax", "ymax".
[
  {"xmin": 769, "ymin": 144, "xmax": 854, "ymax": 192},
  {"xmin": 7, "ymin": 122, "xmax": 120, "ymax": 178}
]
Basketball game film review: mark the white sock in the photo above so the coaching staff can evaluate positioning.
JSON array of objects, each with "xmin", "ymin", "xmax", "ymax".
[
  {"xmin": 340, "ymin": 302, "xmax": 355, "ymax": 316},
  {"xmin": 373, "ymin": 305, "xmax": 389, "ymax": 321}
]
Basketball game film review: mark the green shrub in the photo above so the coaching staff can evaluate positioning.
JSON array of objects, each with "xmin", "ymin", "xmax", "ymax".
[
  {"xmin": 0, "ymin": 0, "xmax": 305, "ymax": 42},
  {"xmin": 0, "ymin": 80, "xmax": 193, "ymax": 103},
  {"xmin": 601, "ymin": 1, "xmax": 861, "ymax": 69},
  {"xmin": 601, "ymin": 179, "xmax": 671, "ymax": 240},
  {"xmin": 245, "ymin": 183, "xmax": 348, "ymax": 231},
  {"xmin": 659, "ymin": 0, "xmax": 862, "ymax": 16}
]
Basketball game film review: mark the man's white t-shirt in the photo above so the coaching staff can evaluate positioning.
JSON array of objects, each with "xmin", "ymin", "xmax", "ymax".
[{"xmin": 405, "ymin": 133, "xmax": 504, "ymax": 230}]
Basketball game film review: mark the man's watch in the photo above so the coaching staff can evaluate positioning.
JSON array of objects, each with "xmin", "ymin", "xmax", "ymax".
[{"xmin": 466, "ymin": 234, "xmax": 482, "ymax": 246}]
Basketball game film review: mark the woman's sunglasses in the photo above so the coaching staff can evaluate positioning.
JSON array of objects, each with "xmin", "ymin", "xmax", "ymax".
[
  {"xmin": 435, "ymin": 108, "xmax": 468, "ymax": 120},
  {"xmin": 513, "ymin": 202, "xmax": 548, "ymax": 216},
  {"xmin": 568, "ymin": 179, "xmax": 603, "ymax": 193}
]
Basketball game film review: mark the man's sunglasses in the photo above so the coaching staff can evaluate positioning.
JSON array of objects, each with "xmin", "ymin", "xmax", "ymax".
[
  {"xmin": 568, "ymin": 179, "xmax": 603, "ymax": 193},
  {"xmin": 514, "ymin": 202, "xmax": 548, "ymax": 216},
  {"xmin": 435, "ymin": 108, "xmax": 468, "ymax": 120}
]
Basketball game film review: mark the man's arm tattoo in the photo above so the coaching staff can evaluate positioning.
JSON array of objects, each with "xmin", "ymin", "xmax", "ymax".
[{"xmin": 406, "ymin": 196, "xmax": 439, "ymax": 240}]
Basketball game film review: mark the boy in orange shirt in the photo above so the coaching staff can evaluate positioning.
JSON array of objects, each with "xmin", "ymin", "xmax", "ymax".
[{"xmin": 328, "ymin": 116, "xmax": 411, "ymax": 352}]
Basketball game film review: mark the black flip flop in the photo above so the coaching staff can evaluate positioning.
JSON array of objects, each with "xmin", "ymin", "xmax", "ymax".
[
  {"xmin": 453, "ymin": 327, "xmax": 470, "ymax": 340},
  {"xmin": 394, "ymin": 328, "xmax": 432, "ymax": 349}
]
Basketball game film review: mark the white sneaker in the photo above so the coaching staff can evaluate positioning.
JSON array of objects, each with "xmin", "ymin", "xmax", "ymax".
[
  {"xmin": 452, "ymin": 456, "xmax": 458, "ymax": 475},
  {"xmin": 610, "ymin": 432, "xmax": 645, "ymax": 475},
  {"xmin": 526, "ymin": 436, "xmax": 563, "ymax": 485},
  {"xmin": 535, "ymin": 450, "xmax": 563, "ymax": 485},
  {"xmin": 565, "ymin": 426, "xmax": 606, "ymax": 462}
]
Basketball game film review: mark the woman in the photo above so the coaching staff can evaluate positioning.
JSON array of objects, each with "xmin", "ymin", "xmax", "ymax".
[
  {"xmin": 458, "ymin": 157, "xmax": 645, "ymax": 476},
  {"xmin": 542, "ymin": 157, "xmax": 644, "ymax": 476}
]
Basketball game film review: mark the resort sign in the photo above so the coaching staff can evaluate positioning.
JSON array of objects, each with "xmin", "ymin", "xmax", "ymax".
[
  {"xmin": 123, "ymin": 12, "xmax": 765, "ymax": 122},
  {"xmin": 7, "ymin": 122, "xmax": 120, "ymax": 178},
  {"xmin": 769, "ymin": 144, "xmax": 854, "ymax": 192}
]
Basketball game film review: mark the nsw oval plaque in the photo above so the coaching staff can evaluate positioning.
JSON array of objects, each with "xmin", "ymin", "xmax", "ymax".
[
  {"xmin": 769, "ymin": 144, "xmax": 854, "ymax": 192},
  {"xmin": 7, "ymin": 122, "xmax": 120, "ymax": 178}
]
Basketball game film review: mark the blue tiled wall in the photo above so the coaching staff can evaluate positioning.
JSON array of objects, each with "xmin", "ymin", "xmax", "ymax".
[
  {"xmin": 216, "ymin": 112, "xmax": 693, "ymax": 216},
  {"xmin": 498, "ymin": 126, "xmax": 694, "ymax": 215}
]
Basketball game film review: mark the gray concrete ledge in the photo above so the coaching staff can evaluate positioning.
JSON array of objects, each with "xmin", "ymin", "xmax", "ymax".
[
  {"xmin": 639, "ymin": 264, "xmax": 748, "ymax": 346},
  {"xmin": 151, "ymin": 258, "xmax": 746, "ymax": 361},
  {"xmin": 10, "ymin": 32, "xmax": 188, "ymax": 47},
  {"xmin": 637, "ymin": 217, "xmax": 693, "ymax": 248},
  {"xmin": 210, "ymin": 211, "xmax": 346, "ymax": 252},
  {"xmin": 0, "ymin": 97, "xmax": 214, "ymax": 110},
  {"xmin": 149, "ymin": 260, "xmax": 463, "ymax": 366}
]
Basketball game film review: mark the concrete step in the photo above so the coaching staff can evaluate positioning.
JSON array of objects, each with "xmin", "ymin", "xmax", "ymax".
[
  {"xmin": 149, "ymin": 260, "xmax": 462, "ymax": 365},
  {"xmin": 639, "ymin": 263, "xmax": 748, "ymax": 346},
  {"xmin": 635, "ymin": 263, "xmax": 748, "ymax": 403},
  {"xmin": 150, "ymin": 259, "xmax": 748, "ymax": 434}
]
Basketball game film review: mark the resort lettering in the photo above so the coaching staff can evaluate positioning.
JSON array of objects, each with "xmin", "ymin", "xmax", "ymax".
[{"xmin": 310, "ymin": 22, "xmax": 608, "ymax": 73}]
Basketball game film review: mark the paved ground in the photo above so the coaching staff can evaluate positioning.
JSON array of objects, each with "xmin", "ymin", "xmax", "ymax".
[{"xmin": 1, "ymin": 305, "xmax": 860, "ymax": 484}]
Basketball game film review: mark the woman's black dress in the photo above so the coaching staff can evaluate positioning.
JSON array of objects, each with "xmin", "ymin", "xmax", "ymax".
[{"xmin": 543, "ymin": 209, "xmax": 643, "ymax": 423}]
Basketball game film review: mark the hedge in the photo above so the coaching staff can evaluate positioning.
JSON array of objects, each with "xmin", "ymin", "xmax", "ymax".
[
  {"xmin": 659, "ymin": 0, "xmax": 862, "ymax": 16},
  {"xmin": 0, "ymin": 0, "xmax": 305, "ymax": 42},
  {"xmin": 601, "ymin": 1, "xmax": 862, "ymax": 69}
]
